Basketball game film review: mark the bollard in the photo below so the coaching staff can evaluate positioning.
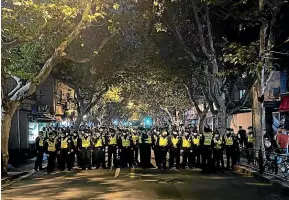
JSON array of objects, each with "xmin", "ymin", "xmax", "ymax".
[
  {"xmin": 259, "ymin": 148, "xmax": 264, "ymax": 174},
  {"xmin": 274, "ymin": 155, "xmax": 278, "ymax": 175}
]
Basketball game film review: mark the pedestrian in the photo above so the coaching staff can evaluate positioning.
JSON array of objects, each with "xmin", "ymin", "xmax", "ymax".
[
  {"xmin": 152, "ymin": 130, "xmax": 160, "ymax": 167},
  {"xmin": 201, "ymin": 125, "xmax": 213, "ymax": 172},
  {"xmin": 92, "ymin": 131, "xmax": 106, "ymax": 169},
  {"xmin": 237, "ymin": 126, "xmax": 246, "ymax": 148},
  {"xmin": 45, "ymin": 132, "xmax": 57, "ymax": 174},
  {"xmin": 246, "ymin": 126, "xmax": 255, "ymax": 164},
  {"xmin": 224, "ymin": 128, "xmax": 234, "ymax": 170},
  {"xmin": 181, "ymin": 131, "xmax": 193, "ymax": 169},
  {"xmin": 107, "ymin": 128, "xmax": 118, "ymax": 168},
  {"xmin": 79, "ymin": 131, "xmax": 92, "ymax": 170},
  {"xmin": 169, "ymin": 131, "xmax": 181, "ymax": 169},
  {"xmin": 191, "ymin": 130, "xmax": 201, "ymax": 168},
  {"xmin": 119, "ymin": 130, "xmax": 133, "ymax": 168},
  {"xmin": 276, "ymin": 128, "xmax": 289, "ymax": 154},
  {"xmin": 157, "ymin": 130, "xmax": 169, "ymax": 169},
  {"xmin": 131, "ymin": 129, "xmax": 139, "ymax": 163},
  {"xmin": 34, "ymin": 131, "xmax": 45, "ymax": 171},
  {"xmin": 212, "ymin": 132, "xmax": 224, "ymax": 171},
  {"xmin": 71, "ymin": 131, "xmax": 80, "ymax": 167}
]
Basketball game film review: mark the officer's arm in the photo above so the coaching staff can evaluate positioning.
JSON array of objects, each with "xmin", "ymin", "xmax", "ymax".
[{"xmin": 44, "ymin": 141, "xmax": 48, "ymax": 154}]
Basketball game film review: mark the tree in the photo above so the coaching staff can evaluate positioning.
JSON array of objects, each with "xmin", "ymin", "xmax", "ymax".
[{"xmin": 1, "ymin": 0, "xmax": 120, "ymax": 175}]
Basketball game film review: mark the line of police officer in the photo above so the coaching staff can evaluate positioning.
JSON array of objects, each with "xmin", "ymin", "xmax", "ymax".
[{"xmin": 34, "ymin": 125, "xmax": 255, "ymax": 173}]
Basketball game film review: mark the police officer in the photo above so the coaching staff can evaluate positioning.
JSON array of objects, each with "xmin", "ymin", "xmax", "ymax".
[
  {"xmin": 246, "ymin": 126, "xmax": 255, "ymax": 164},
  {"xmin": 157, "ymin": 130, "xmax": 169, "ymax": 169},
  {"xmin": 107, "ymin": 128, "xmax": 118, "ymax": 168},
  {"xmin": 181, "ymin": 131, "xmax": 193, "ymax": 169},
  {"xmin": 143, "ymin": 129, "xmax": 153, "ymax": 168},
  {"xmin": 169, "ymin": 131, "xmax": 181, "ymax": 169},
  {"xmin": 212, "ymin": 132, "xmax": 224, "ymax": 171},
  {"xmin": 45, "ymin": 132, "xmax": 57, "ymax": 173},
  {"xmin": 119, "ymin": 130, "xmax": 133, "ymax": 168},
  {"xmin": 131, "ymin": 129, "xmax": 139, "ymax": 163},
  {"xmin": 201, "ymin": 125, "xmax": 213, "ymax": 172},
  {"xmin": 224, "ymin": 128, "xmax": 234, "ymax": 170},
  {"xmin": 232, "ymin": 128, "xmax": 240, "ymax": 165},
  {"xmin": 58, "ymin": 131, "xmax": 74, "ymax": 171},
  {"xmin": 92, "ymin": 131, "xmax": 106, "ymax": 169},
  {"xmin": 79, "ymin": 131, "xmax": 92, "ymax": 170},
  {"xmin": 35, "ymin": 131, "xmax": 45, "ymax": 171},
  {"xmin": 191, "ymin": 130, "xmax": 201, "ymax": 167},
  {"xmin": 71, "ymin": 131, "xmax": 80, "ymax": 167}
]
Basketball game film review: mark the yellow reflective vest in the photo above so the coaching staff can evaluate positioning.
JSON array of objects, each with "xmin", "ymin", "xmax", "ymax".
[
  {"xmin": 182, "ymin": 137, "xmax": 191, "ymax": 148},
  {"xmin": 109, "ymin": 136, "xmax": 117, "ymax": 145},
  {"xmin": 82, "ymin": 137, "xmax": 90, "ymax": 148},
  {"xmin": 214, "ymin": 139, "xmax": 222, "ymax": 149},
  {"xmin": 225, "ymin": 137, "xmax": 233, "ymax": 146},
  {"xmin": 94, "ymin": 138, "xmax": 103, "ymax": 147},
  {"xmin": 72, "ymin": 137, "xmax": 78, "ymax": 146},
  {"xmin": 39, "ymin": 139, "xmax": 44, "ymax": 147},
  {"xmin": 159, "ymin": 137, "xmax": 168, "ymax": 147},
  {"xmin": 132, "ymin": 134, "xmax": 139, "ymax": 145},
  {"xmin": 47, "ymin": 140, "xmax": 56, "ymax": 152},
  {"xmin": 60, "ymin": 138, "xmax": 68, "ymax": 149},
  {"xmin": 122, "ymin": 136, "xmax": 131, "ymax": 147},
  {"xmin": 192, "ymin": 136, "xmax": 200, "ymax": 146},
  {"xmin": 248, "ymin": 135, "xmax": 255, "ymax": 143},
  {"xmin": 203, "ymin": 132, "xmax": 212, "ymax": 146},
  {"xmin": 171, "ymin": 137, "xmax": 179, "ymax": 147},
  {"xmin": 145, "ymin": 136, "xmax": 152, "ymax": 144}
]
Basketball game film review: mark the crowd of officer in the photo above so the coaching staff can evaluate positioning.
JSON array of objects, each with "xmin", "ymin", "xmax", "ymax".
[{"xmin": 34, "ymin": 125, "xmax": 255, "ymax": 173}]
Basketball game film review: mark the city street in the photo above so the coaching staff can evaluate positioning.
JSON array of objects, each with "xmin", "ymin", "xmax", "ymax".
[{"xmin": 2, "ymin": 166, "xmax": 288, "ymax": 200}]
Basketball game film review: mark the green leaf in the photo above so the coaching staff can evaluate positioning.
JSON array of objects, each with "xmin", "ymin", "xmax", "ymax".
[{"xmin": 113, "ymin": 3, "xmax": 120, "ymax": 10}]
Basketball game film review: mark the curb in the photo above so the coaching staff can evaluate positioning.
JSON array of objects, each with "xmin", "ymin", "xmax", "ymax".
[
  {"xmin": 234, "ymin": 165, "xmax": 289, "ymax": 197},
  {"xmin": 1, "ymin": 169, "xmax": 36, "ymax": 189}
]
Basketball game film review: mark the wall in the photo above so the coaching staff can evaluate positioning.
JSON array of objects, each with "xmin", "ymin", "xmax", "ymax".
[{"xmin": 229, "ymin": 112, "xmax": 252, "ymax": 133}]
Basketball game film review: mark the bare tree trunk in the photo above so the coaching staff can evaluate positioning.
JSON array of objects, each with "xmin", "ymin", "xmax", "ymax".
[
  {"xmin": 198, "ymin": 113, "xmax": 206, "ymax": 133},
  {"xmin": 1, "ymin": 101, "xmax": 20, "ymax": 176},
  {"xmin": 253, "ymin": 81, "xmax": 263, "ymax": 149},
  {"xmin": 74, "ymin": 112, "xmax": 83, "ymax": 130}
]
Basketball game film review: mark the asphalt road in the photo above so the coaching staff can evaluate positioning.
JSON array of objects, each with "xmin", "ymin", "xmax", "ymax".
[{"xmin": 2, "ymin": 166, "xmax": 288, "ymax": 200}]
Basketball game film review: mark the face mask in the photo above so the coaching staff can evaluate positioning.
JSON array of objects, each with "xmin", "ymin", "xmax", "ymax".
[
  {"xmin": 73, "ymin": 133, "xmax": 77, "ymax": 136},
  {"xmin": 215, "ymin": 135, "xmax": 219, "ymax": 139},
  {"xmin": 193, "ymin": 132, "xmax": 197, "ymax": 136}
]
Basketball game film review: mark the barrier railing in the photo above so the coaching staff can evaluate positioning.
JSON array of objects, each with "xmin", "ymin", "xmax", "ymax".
[{"xmin": 239, "ymin": 147, "xmax": 289, "ymax": 181}]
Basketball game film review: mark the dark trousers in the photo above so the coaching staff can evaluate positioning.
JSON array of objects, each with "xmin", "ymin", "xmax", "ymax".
[
  {"xmin": 132, "ymin": 146, "xmax": 139, "ymax": 162},
  {"xmin": 182, "ymin": 149, "xmax": 193, "ymax": 168},
  {"xmin": 59, "ymin": 149, "xmax": 73, "ymax": 170},
  {"xmin": 93, "ymin": 148, "xmax": 105, "ymax": 168},
  {"xmin": 81, "ymin": 148, "xmax": 91, "ymax": 169},
  {"xmin": 226, "ymin": 147, "xmax": 235, "ymax": 169},
  {"xmin": 158, "ymin": 147, "xmax": 167, "ymax": 168},
  {"xmin": 142, "ymin": 144, "xmax": 151, "ymax": 167},
  {"xmin": 246, "ymin": 148, "xmax": 254, "ymax": 164},
  {"xmin": 169, "ymin": 148, "xmax": 180, "ymax": 168},
  {"xmin": 192, "ymin": 147, "xmax": 201, "ymax": 167},
  {"xmin": 202, "ymin": 147, "xmax": 212, "ymax": 171},
  {"xmin": 47, "ymin": 152, "xmax": 56, "ymax": 173},
  {"xmin": 35, "ymin": 150, "xmax": 44, "ymax": 170},
  {"xmin": 213, "ymin": 149, "xmax": 224, "ymax": 169},
  {"xmin": 154, "ymin": 147, "xmax": 160, "ymax": 166},
  {"xmin": 108, "ymin": 146, "xmax": 117, "ymax": 168},
  {"xmin": 121, "ymin": 147, "xmax": 132, "ymax": 167}
]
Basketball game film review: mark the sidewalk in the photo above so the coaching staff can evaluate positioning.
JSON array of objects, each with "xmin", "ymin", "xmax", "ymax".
[
  {"xmin": 234, "ymin": 165, "xmax": 289, "ymax": 197},
  {"xmin": 1, "ymin": 157, "xmax": 47, "ymax": 187}
]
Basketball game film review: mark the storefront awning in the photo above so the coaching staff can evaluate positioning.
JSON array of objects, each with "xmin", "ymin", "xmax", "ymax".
[{"xmin": 279, "ymin": 96, "xmax": 289, "ymax": 112}]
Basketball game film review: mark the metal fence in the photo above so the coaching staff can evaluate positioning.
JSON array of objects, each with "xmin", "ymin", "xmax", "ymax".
[{"xmin": 239, "ymin": 147, "xmax": 289, "ymax": 181}]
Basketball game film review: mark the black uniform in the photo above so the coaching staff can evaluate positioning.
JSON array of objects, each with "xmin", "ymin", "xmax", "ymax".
[
  {"xmin": 79, "ymin": 135, "xmax": 92, "ymax": 170},
  {"xmin": 212, "ymin": 136, "xmax": 225, "ymax": 170},
  {"xmin": 181, "ymin": 135, "xmax": 193, "ymax": 169},
  {"xmin": 224, "ymin": 132, "xmax": 235, "ymax": 170},
  {"xmin": 157, "ymin": 135, "xmax": 169, "ymax": 169},
  {"xmin": 201, "ymin": 131, "xmax": 213, "ymax": 172},
  {"xmin": 191, "ymin": 133, "xmax": 201, "ymax": 167},
  {"xmin": 35, "ymin": 136, "xmax": 45, "ymax": 170},
  {"xmin": 107, "ymin": 133, "xmax": 118, "ymax": 168},
  {"xmin": 45, "ymin": 137, "xmax": 57, "ymax": 173},
  {"xmin": 131, "ymin": 133, "xmax": 139, "ymax": 163},
  {"xmin": 169, "ymin": 134, "xmax": 181, "ymax": 168},
  {"xmin": 152, "ymin": 133, "xmax": 160, "ymax": 167},
  {"xmin": 71, "ymin": 134, "xmax": 80, "ymax": 167},
  {"xmin": 58, "ymin": 135, "xmax": 74, "ymax": 171},
  {"xmin": 119, "ymin": 134, "xmax": 133, "ymax": 168},
  {"xmin": 92, "ymin": 135, "xmax": 106, "ymax": 169}
]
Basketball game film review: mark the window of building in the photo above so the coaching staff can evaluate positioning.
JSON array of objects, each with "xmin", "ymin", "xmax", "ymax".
[{"xmin": 239, "ymin": 90, "xmax": 246, "ymax": 99}]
